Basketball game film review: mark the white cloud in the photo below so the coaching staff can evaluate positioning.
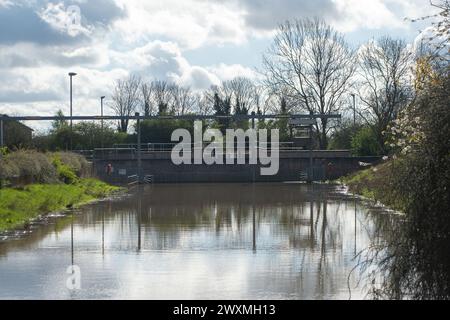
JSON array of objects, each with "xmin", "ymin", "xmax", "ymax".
[
  {"xmin": 331, "ymin": 0, "xmax": 403, "ymax": 32},
  {"xmin": 331, "ymin": 0, "xmax": 441, "ymax": 33},
  {"xmin": 0, "ymin": 0, "xmax": 13, "ymax": 8},
  {"xmin": 113, "ymin": 0, "xmax": 247, "ymax": 50},
  {"xmin": 110, "ymin": 41, "xmax": 229, "ymax": 90},
  {"xmin": 206, "ymin": 63, "xmax": 259, "ymax": 82}
]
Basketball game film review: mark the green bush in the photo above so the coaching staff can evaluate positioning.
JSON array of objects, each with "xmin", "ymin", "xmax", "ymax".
[
  {"xmin": 328, "ymin": 121, "xmax": 361, "ymax": 150},
  {"xmin": 51, "ymin": 154, "xmax": 79, "ymax": 184},
  {"xmin": 351, "ymin": 126, "xmax": 382, "ymax": 156},
  {"xmin": 52, "ymin": 152, "xmax": 90, "ymax": 177},
  {"xmin": 0, "ymin": 147, "xmax": 8, "ymax": 156}
]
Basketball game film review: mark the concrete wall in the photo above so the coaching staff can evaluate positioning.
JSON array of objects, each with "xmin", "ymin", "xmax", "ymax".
[{"xmin": 93, "ymin": 150, "xmax": 381, "ymax": 184}]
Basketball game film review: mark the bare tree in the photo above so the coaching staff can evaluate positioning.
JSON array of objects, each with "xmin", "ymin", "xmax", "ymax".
[
  {"xmin": 357, "ymin": 36, "xmax": 413, "ymax": 152},
  {"xmin": 223, "ymin": 77, "xmax": 257, "ymax": 114},
  {"xmin": 111, "ymin": 75, "xmax": 141, "ymax": 132},
  {"xmin": 171, "ymin": 85, "xmax": 196, "ymax": 115},
  {"xmin": 263, "ymin": 18, "xmax": 355, "ymax": 149},
  {"xmin": 197, "ymin": 92, "xmax": 214, "ymax": 115},
  {"xmin": 141, "ymin": 82, "xmax": 155, "ymax": 116},
  {"xmin": 152, "ymin": 80, "xmax": 174, "ymax": 115},
  {"xmin": 262, "ymin": 87, "xmax": 297, "ymax": 115},
  {"xmin": 204, "ymin": 84, "xmax": 232, "ymax": 107},
  {"xmin": 204, "ymin": 77, "xmax": 257, "ymax": 116},
  {"xmin": 140, "ymin": 80, "xmax": 197, "ymax": 116}
]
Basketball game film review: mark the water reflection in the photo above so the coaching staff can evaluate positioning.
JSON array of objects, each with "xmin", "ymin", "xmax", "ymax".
[{"xmin": 0, "ymin": 183, "xmax": 394, "ymax": 299}]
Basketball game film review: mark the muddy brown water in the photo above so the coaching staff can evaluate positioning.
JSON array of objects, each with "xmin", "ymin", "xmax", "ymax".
[{"xmin": 0, "ymin": 183, "xmax": 392, "ymax": 299}]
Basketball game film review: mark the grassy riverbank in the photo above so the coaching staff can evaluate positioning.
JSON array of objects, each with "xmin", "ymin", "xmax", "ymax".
[
  {"xmin": 0, "ymin": 150, "xmax": 121, "ymax": 231},
  {"xmin": 0, "ymin": 178, "xmax": 120, "ymax": 232},
  {"xmin": 339, "ymin": 160, "xmax": 406, "ymax": 212}
]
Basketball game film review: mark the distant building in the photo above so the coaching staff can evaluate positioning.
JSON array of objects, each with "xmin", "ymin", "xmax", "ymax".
[{"xmin": 0, "ymin": 115, "xmax": 34, "ymax": 148}]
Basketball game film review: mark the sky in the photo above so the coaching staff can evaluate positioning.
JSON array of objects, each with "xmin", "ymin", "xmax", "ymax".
[{"xmin": 0, "ymin": 0, "xmax": 439, "ymax": 132}]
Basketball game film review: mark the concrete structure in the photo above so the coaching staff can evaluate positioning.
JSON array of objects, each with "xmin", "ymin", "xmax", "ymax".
[
  {"xmin": 93, "ymin": 149, "xmax": 380, "ymax": 184},
  {"xmin": 0, "ymin": 114, "xmax": 34, "ymax": 148}
]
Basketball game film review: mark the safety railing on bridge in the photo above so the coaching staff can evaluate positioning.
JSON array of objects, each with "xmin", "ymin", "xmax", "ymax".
[
  {"xmin": 73, "ymin": 149, "xmax": 94, "ymax": 161},
  {"xmin": 94, "ymin": 147, "xmax": 137, "ymax": 159},
  {"xmin": 111, "ymin": 142, "xmax": 308, "ymax": 152}
]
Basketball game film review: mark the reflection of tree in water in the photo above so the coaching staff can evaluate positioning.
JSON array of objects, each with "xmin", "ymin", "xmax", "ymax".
[
  {"xmin": 275, "ymin": 186, "xmax": 349, "ymax": 296},
  {"xmin": 356, "ymin": 208, "xmax": 450, "ymax": 299}
]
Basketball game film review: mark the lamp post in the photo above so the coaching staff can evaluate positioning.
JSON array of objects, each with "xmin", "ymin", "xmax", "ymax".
[
  {"xmin": 135, "ymin": 112, "xmax": 142, "ymax": 183},
  {"xmin": 0, "ymin": 114, "xmax": 3, "ymax": 149},
  {"xmin": 68, "ymin": 72, "xmax": 77, "ymax": 150},
  {"xmin": 100, "ymin": 96, "xmax": 105, "ymax": 149},
  {"xmin": 350, "ymin": 93, "xmax": 356, "ymax": 127}
]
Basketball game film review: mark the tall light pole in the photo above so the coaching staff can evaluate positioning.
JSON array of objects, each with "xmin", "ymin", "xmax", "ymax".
[
  {"xmin": 100, "ymin": 96, "xmax": 105, "ymax": 149},
  {"xmin": 0, "ymin": 114, "xmax": 4, "ymax": 149},
  {"xmin": 68, "ymin": 72, "xmax": 77, "ymax": 150},
  {"xmin": 135, "ymin": 112, "xmax": 142, "ymax": 183},
  {"xmin": 350, "ymin": 93, "xmax": 356, "ymax": 127}
]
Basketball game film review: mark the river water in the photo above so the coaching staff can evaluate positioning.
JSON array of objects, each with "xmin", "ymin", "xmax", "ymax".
[{"xmin": 0, "ymin": 183, "xmax": 392, "ymax": 299}]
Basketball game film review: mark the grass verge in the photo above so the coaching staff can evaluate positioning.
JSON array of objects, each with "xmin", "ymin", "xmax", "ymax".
[
  {"xmin": 339, "ymin": 160, "xmax": 406, "ymax": 212},
  {"xmin": 0, "ymin": 178, "xmax": 121, "ymax": 231}
]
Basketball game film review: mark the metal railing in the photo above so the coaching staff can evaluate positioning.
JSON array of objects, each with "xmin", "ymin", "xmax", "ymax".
[
  {"xmin": 72, "ymin": 149, "xmax": 94, "ymax": 161},
  {"xmin": 111, "ymin": 142, "xmax": 307, "ymax": 152},
  {"xmin": 127, "ymin": 174, "xmax": 139, "ymax": 186},
  {"xmin": 143, "ymin": 175, "xmax": 154, "ymax": 184}
]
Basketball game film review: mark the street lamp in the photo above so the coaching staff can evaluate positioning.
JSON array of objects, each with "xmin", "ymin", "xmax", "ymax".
[
  {"xmin": 350, "ymin": 93, "xmax": 356, "ymax": 127},
  {"xmin": 100, "ymin": 96, "xmax": 105, "ymax": 148},
  {"xmin": 68, "ymin": 72, "xmax": 77, "ymax": 150}
]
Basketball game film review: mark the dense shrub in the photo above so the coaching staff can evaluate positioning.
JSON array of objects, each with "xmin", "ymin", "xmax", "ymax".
[
  {"xmin": 51, "ymin": 154, "xmax": 79, "ymax": 184},
  {"xmin": 2, "ymin": 150, "xmax": 57, "ymax": 184},
  {"xmin": 0, "ymin": 151, "xmax": 91, "ymax": 187},
  {"xmin": 0, "ymin": 157, "xmax": 19, "ymax": 187},
  {"xmin": 328, "ymin": 121, "xmax": 361, "ymax": 150},
  {"xmin": 351, "ymin": 126, "xmax": 383, "ymax": 156},
  {"xmin": 350, "ymin": 70, "xmax": 450, "ymax": 299},
  {"xmin": 52, "ymin": 152, "xmax": 90, "ymax": 177}
]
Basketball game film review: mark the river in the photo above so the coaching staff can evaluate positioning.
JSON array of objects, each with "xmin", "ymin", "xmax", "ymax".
[{"xmin": 0, "ymin": 183, "xmax": 393, "ymax": 299}]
